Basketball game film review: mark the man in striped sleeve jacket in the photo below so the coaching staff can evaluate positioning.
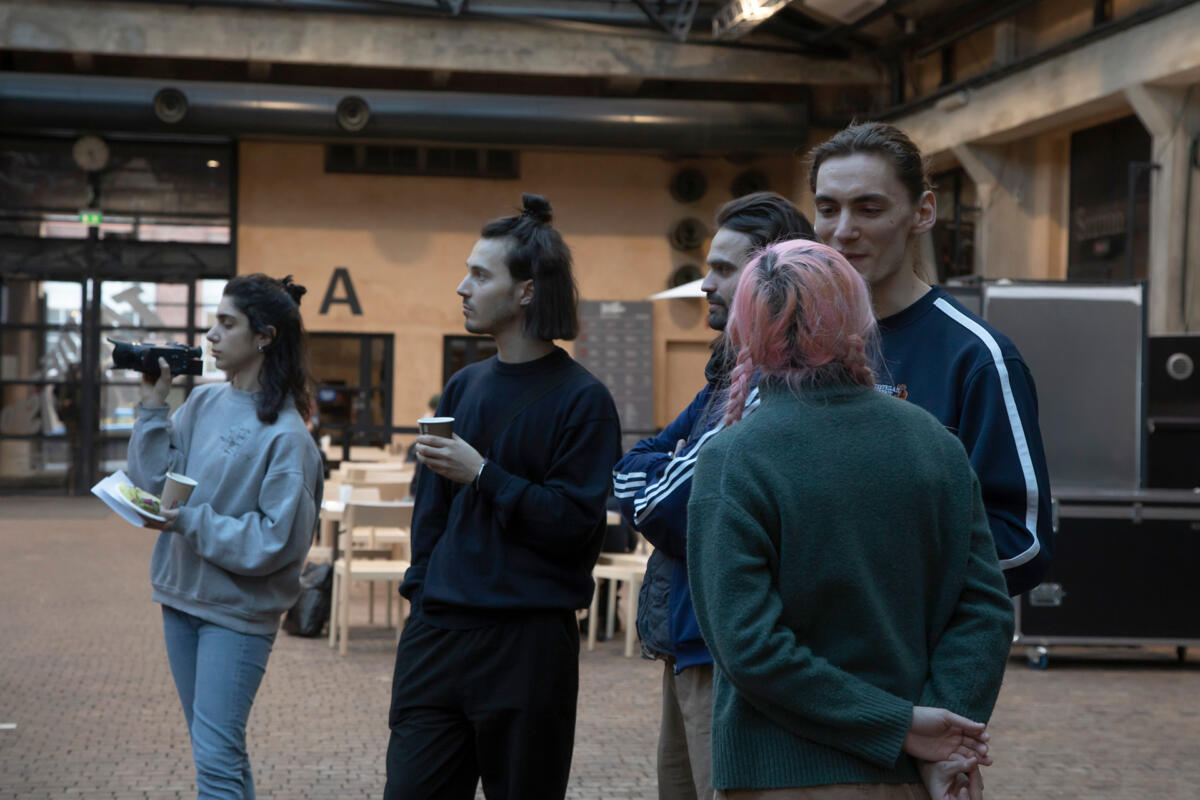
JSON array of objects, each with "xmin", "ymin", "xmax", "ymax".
[{"xmin": 612, "ymin": 192, "xmax": 814, "ymax": 800}]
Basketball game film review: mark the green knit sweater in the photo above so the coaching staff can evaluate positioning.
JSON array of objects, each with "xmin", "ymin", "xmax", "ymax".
[{"xmin": 687, "ymin": 381, "xmax": 1014, "ymax": 791}]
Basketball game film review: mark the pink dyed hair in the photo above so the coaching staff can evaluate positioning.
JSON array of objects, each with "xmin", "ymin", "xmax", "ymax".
[{"xmin": 722, "ymin": 239, "xmax": 877, "ymax": 425}]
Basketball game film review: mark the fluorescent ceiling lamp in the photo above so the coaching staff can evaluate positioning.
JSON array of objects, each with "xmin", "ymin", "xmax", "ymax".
[
  {"xmin": 712, "ymin": 0, "xmax": 885, "ymax": 40},
  {"xmin": 649, "ymin": 278, "xmax": 706, "ymax": 300},
  {"xmin": 801, "ymin": 0, "xmax": 885, "ymax": 25},
  {"xmin": 711, "ymin": 0, "xmax": 792, "ymax": 40}
]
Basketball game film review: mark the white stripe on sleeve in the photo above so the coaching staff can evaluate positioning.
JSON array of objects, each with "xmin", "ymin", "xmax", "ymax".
[
  {"xmin": 933, "ymin": 297, "xmax": 1041, "ymax": 569},
  {"xmin": 632, "ymin": 386, "xmax": 761, "ymax": 526}
]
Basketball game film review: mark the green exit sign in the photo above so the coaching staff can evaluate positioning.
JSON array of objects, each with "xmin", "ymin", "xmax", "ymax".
[{"xmin": 79, "ymin": 211, "xmax": 102, "ymax": 226}]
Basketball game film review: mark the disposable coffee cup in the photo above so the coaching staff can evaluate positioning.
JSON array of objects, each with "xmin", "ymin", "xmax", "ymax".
[
  {"xmin": 418, "ymin": 416, "xmax": 454, "ymax": 438},
  {"xmin": 161, "ymin": 472, "xmax": 197, "ymax": 511}
]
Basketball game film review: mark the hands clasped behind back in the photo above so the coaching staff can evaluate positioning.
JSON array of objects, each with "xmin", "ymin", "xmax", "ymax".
[{"xmin": 905, "ymin": 706, "xmax": 990, "ymax": 800}]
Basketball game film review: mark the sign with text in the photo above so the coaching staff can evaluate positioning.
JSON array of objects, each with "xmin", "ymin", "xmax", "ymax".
[{"xmin": 576, "ymin": 300, "xmax": 653, "ymax": 448}]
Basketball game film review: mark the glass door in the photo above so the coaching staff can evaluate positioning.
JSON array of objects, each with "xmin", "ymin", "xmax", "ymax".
[
  {"xmin": 311, "ymin": 333, "xmax": 394, "ymax": 452},
  {"xmin": 95, "ymin": 279, "xmax": 228, "ymax": 481},
  {"xmin": 0, "ymin": 275, "xmax": 228, "ymax": 494},
  {"xmin": 0, "ymin": 278, "xmax": 85, "ymax": 491}
]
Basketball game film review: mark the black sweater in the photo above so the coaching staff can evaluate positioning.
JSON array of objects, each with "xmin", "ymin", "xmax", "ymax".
[{"xmin": 401, "ymin": 347, "xmax": 622, "ymax": 628}]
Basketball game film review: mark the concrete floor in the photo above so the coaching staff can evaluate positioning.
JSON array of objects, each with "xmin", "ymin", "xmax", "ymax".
[{"xmin": 3, "ymin": 496, "xmax": 1200, "ymax": 799}]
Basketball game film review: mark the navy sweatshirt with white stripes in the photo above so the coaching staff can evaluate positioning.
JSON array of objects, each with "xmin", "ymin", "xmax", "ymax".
[{"xmin": 875, "ymin": 287, "xmax": 1053, "ymax": 596}]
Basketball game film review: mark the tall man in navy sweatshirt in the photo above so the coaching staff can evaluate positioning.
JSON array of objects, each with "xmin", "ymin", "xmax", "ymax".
[
  {"xmin": 808, "ymin": 122, "xmax": 1053, "ymax": 597},
  {"xmin": 385, "ymin": 194, "xmax": 621, "ymax": 800},
  {"xmin": 612, "ymin": 192, "xmax": 815, "ymax": 800}
]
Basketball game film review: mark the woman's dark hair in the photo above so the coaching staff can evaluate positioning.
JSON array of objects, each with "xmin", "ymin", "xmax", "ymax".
[
  {"xmin": 480, "ymin": 193, "xmax": 579, "ymax": 341},
  {"xmin": 806, "ymin": 122, "xmax": 931, "ymax": 203},
  {"xmin": 715, "ymin": 191, "xmax": 815, "ymax": 249},
  {"xmin": 222, "ymin": 273, "xmax": 315, "ymax": 425}
]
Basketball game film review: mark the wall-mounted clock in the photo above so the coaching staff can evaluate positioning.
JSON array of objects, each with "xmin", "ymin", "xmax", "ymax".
[{"xmin": 72, "ymin": 135, "xmax": 110, "ymax": 172}]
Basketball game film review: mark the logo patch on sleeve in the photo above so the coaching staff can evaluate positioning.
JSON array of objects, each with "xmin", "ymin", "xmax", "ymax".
[{"xmin": 875, "ymin": 382, "xmax": 909, "ymax": 400}]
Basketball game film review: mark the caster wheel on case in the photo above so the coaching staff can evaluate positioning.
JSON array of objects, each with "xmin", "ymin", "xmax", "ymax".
[{"xmin": 1025, "ymin": 646, "xmax": 1049, "ymax": 670}]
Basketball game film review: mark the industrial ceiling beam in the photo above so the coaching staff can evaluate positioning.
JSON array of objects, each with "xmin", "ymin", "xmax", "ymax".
[{"xmin": 1, "ymin": 0, "xmax": 884, "ymax": 86}]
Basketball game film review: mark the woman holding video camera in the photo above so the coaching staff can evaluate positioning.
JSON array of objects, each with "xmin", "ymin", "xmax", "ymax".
[{"xmin": 126, "ymin": 273, "xmax": 322, "ymax": 799}]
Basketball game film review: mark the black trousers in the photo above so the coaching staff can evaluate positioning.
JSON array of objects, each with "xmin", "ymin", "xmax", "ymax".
[{"xmin": 384, "ymin": 611, "xmax": 580, "ymax": 800}]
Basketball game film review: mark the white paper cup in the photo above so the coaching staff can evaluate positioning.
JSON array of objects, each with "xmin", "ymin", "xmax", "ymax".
[
  {"xmin": 161, "ymin": 472, "xmax": 197, "ymax": 511},
  {"xmin": 418, "ymin": 416, "xmax": 454, "ymax": 438}
]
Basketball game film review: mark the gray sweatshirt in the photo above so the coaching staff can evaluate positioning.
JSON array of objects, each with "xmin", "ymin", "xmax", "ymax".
[{"xmin": 127, "ymin": 382, "xmax": 323, "ymax": 635}]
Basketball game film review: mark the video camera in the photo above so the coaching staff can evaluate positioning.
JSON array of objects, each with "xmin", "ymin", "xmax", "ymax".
[{"xmin": 108, "ymin": 338, "xmax": 203, "ymax": 380}]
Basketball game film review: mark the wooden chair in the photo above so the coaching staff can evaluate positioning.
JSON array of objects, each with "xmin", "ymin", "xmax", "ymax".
[
  {"xmin": 586, "ymin": 553, "xmax": 650, "ymax": 658},
  {"xmin": 370, "ymin": 481, "xmax": 409, "ymax": 501},
  {"xmin": 343, "ymin": 468, "xmax": 412, "ymax": 498},
  {"xmin": 345, "ymin": 500, "xmax": 412, "ymax": 624},
  {"xmin": 329, "ymin": 501, "xmax": 412, "ymax": 655},
  {"xmin": 348, "ymin": 500, "xmax": 413, "ymax": 553}
]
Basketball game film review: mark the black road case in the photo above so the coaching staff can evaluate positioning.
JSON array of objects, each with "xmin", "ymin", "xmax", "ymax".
[{"xmin": 1015, "ymin": 489, "xmax": 1200, "ymax": 667}]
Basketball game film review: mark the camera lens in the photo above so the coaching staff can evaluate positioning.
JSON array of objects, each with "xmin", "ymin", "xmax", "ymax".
[{"xmin": 109, "ymin": 339, "xmax": 140, "ymax": 371}]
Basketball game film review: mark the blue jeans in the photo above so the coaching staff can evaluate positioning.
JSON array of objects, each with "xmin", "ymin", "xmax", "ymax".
[{"xmin": 162, "ymin": 605, "xmax": 276, "ymax": 800}]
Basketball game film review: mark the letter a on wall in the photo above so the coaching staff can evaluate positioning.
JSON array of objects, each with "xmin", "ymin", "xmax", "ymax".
[{"xmin": 320, "ymin": 267, "xmax": 363, "ymax": 315}]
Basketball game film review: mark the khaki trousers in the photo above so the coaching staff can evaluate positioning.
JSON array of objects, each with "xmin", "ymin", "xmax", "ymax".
[
  {"xmin": 716, "ymin": 784, "xmax": 930, "ymax": 800},
  {"xmin": 658, "ymin": 661, "xmax": 714, "ymax": 800}
]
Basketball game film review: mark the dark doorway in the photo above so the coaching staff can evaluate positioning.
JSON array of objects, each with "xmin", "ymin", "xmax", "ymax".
[
  {"xmin": 931, "ymin": 167, "xmax": 977, "ymax": 283},
  {"xmin": 1068, "ymin": 115, "xmax": 1153, "ymax": 281},
  {"xmin": 442, "ymin": 335, "xmax": 497, "ymax": 385},
  {"xmin": 311, "ymin": 333, "xmax": 394, "ymax": 448}
]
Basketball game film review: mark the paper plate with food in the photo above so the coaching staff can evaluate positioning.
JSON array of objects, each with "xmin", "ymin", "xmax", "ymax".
[{"xmin": 115, "ymin": 482, "xmax": 167, "ymax": 522}]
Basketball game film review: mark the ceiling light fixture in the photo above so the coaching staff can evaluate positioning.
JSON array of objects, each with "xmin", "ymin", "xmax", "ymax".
[{"xmin": 711, "ymin": 0, "xmax": 791, "ymax": 40}]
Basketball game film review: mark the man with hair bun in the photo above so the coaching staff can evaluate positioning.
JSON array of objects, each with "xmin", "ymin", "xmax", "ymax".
[
  {"xmin": 612, "ymin": 191, "xmax": 814, "ymax": 800},
  {"xmin": 385, "ymin": 194, "xmax": 621, "ymax": 800}
]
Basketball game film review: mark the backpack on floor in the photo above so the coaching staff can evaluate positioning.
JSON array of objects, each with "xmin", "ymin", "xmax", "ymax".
[{"xmin": 283, "ymin": 561, "xmax": 333, "ymax": 637}]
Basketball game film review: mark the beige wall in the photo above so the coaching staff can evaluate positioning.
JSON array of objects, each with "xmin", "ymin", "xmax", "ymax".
[{"xmin": 237, "ymin": 142, "xmax": 802, "ymax": 432}]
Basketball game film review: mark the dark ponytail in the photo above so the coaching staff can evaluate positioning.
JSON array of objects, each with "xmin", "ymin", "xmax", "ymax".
[
  {"xmin": 222, "ymin": 273, "xmax": 315, "ymax": 425},
  {"xmin": 480, "ymin": 193, "xmax": 579, "ymax": 341}
]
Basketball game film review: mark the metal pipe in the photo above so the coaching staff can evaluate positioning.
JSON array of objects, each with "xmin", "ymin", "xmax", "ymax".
[
  {"xmin": 1182, "ymin": 135, "xmax": 1199, "ymax": 332},
  {"xmin": 0, "ymin": 73, "xmax": 807, "ymax": 153},
  {"xmin": 1126, "ymin": 161, "xmax": 1159, "ymax": 281}
]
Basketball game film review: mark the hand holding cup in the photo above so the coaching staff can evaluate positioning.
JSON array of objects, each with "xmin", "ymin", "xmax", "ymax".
[
  {"xmin": 415, "ymin": 416, "xmax": 484, "ymax": 484},
  {"xmin": 161, "ymin": 472, "xmax": 197, "ymax": 511}
]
